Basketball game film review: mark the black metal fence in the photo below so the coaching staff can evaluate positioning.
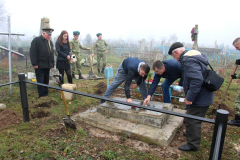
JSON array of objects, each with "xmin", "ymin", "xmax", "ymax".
[{"xmin": 0, "ymin": 73, "xmax": 230, "ymax": 160}]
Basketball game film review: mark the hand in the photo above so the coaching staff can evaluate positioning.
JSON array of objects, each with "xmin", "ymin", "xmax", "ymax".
[
  {"xmin": 231, "ymin": 73, "xmax": 237, "ymax": 79},
  {"xmin": 130, "ymin": 84, "xmax": 137, "ymax": 89},
  {"xmin": 67, "ymin": 55, "xmax": 71, "ymax": 60},
  {"xmin": 105, "ymin": 50, "xmax": 107, "ymax": 53},
  {"xmin": 126, "ymin": 98, "xmax": 133, "ymax": 103},
  {"xmin": 87, "ymin": 48, "xmax": 90, "ymax": 50},
  {"xmin": 33, "ymin": 65, "xmax": 38, "ymax": 69},
  {"xmin": 185, "ymin": 99, "xmax": 192, "ymax": 105},
  {"xmin": 143, "ymin": 95, "xmax": 151, "ymax": 105}
]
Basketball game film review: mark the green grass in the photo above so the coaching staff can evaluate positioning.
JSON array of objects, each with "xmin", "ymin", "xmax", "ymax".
[{"xmin": 0, "ymin": 56, "xmax": 240, "ymax": 159}]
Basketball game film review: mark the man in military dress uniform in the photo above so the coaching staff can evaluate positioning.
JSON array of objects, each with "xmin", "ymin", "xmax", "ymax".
[
  {"xmin": 30, "ymin": 27, "xmax": 55, "ymax": 98},
  {"xmin": 92, "ymin": 33, "xmax": 108, "ymax": 74},
  {"xmin": 229, "ymin": 37, "xmax": 240, "ymax": 127},
  {"xmin": 70, "ymin": 31, "xmax": 90, "ymax": 79}
]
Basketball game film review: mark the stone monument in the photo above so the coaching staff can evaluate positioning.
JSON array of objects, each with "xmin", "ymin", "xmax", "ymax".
[
  {"xmin": 76, "ymin": 97, "xmax": 185, "ymax": 147},
  {"xmin": 39, "ymin": 17, "xmax": 50, "ymax": 36}
]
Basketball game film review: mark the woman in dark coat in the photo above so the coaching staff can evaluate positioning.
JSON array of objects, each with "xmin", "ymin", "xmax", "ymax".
[{"xmin": 56, "ymin": 30, "xmax": 72, "ymax": 84}]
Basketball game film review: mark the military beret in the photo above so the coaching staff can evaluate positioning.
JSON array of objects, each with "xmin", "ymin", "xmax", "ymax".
[
  {"xmin": 42, "ymin": 27, "xmax": 54, "ymax": 35},
  {"xmin": 96, "ymin": 33, "xmax": 102, "ymax": 37},
  {"xmin": 73, "ymin": 31, "xmax": 80, "ymax": 35},
  {"xmin": 168, "ymin": 42, "xmax": 184, "ymax": 55}
]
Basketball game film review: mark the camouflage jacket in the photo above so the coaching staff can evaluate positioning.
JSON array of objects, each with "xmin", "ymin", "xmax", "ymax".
[
  {"xmin": 70, "ymin": 39, "xmax": 88, "ymax": 53},
  {"xmin": 92, "ymin": 39, "xmax": 108, "ymax": 53}
]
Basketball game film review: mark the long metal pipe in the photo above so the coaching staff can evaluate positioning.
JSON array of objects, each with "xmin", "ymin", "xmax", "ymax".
[
  {"xmin": 0, "ymin": 32, "xmax": 25, "ymax": 36},
  {"xmin": 0, "ymin": 46, "xmax": 24, "ymax": 57},
  {"xmin": 25, "ymin": 80, "xmax": 215, "ymax": 124},
  {"xmin": 8, "ymin": 15, "xmax": 12, "ymax": 94}
]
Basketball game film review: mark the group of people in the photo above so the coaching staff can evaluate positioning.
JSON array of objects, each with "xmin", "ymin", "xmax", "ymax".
[
  {"xmin": 30, "ymin": 27, "xmax": 240, "ymax": 152},
  {"xmin": 30, "ymin": 27, "xmax": 108, "ymax": 97},
  {"xmin": 100, "ymin": 42, "xmax": 214, "ymax": 152}
]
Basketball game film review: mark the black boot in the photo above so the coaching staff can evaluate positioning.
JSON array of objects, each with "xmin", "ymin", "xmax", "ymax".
[
  {"xmin": 79, "ymin": 73, "xmax": 84, "ymax": 79},
  {"xmin": 228, "ymin": 114, "xmax": 240, "ymax": 127},
  {"xmin": 98, "ymin": 69, "xmax": 100, "ymax": 74},
  {"xmin": 72, "ymin": 74, "xmax": 75, "ymax": 79},
  {"xmin": 101, "ymin": 68, "xmax": 105, "ymax": 74}
]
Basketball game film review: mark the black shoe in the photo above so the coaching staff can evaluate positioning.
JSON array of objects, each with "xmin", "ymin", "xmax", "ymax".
[
  {"xmin": 178, "ymin": 144, "xmax": 198, "ymax": 151},
  {"xmin": 98, "ymin": 69, "xmax": 100, "ymax": 74},
  {"xmin": 99, "ymin": 99, "xmax": 105, "ymax": 105},
  {"xmin": 72, "ymin": 74, "xmax": 76, "ymax": 79},
  {"xmin": 228, "ymin": 114, "xmax": 240, "ymax": 127},
  {"xmin": 101, "ymin": 68, "xmax": 105, "ymax": 74},
  {"xmin": 79, "ymin": 73, "xmax": 84, "ymax": 79}
]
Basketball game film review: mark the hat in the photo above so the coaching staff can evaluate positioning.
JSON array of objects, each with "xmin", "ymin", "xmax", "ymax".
[
  {"xmin": 73, "ymin": 31, "xmax": 80, "ymax": 35},
  {"xmin": 168, "ymin": 42, "xmax": 184, "ymax": 55},
  {"xmin": 42, "ymin": 27, "xmax": 54, "ymax": 35},
  {"xmin": 96, "ymin": 33, "xmax": 102, "ymax": 37}
]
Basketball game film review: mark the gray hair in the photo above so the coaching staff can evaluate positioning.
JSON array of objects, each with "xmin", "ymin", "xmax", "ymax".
[{"xmin": 172, "ymin": 47, "xmax": 185, "ymax": 54}]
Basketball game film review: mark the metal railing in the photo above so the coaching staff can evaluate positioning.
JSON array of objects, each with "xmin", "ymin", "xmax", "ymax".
[{"xmin": 0, "ymin": 73, "xmax": 230, "ymax": 160}]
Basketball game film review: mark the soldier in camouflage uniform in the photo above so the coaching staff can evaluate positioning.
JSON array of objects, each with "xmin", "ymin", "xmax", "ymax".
[
  {"xmin": 92, "ymin": 33, "xmax": 108, "ymax": 74},
  {"xmin": 229, "ymin": 37, "xmax": 240, "ymax": 127},
  {"xmin": 70, "ymin": 31, "xmax": 90, "ymax": 79}
]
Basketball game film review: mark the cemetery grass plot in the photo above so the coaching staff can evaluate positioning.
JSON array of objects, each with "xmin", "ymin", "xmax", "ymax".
[{"xmin": 0, "ymin": 55, "xmax": 239, "ymax": 159}]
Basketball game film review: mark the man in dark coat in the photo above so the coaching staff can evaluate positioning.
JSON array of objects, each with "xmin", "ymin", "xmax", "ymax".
[
  {"xmin": 169, "ymin": 42, "xmax": 214, "ymax": 151},
  {"xmin": 30, "ymin": 28, "xmax": 55, "ymax": 98},
  {"xmin": 143, "ymin": 59, "xmax": 183, "ymax": 105},
  {"xmin": 100, "ymin": 57, "xmax": 150, "ymax": 104}
]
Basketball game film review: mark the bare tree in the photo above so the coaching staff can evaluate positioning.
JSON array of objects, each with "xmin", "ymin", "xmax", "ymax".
[
  {"xmin": 168, "ymin": 34, "xmax": 178, "ymax": 43},
  {"xmin": 85, "ymin": 34, "xmax": 92, "ymax": 46}
]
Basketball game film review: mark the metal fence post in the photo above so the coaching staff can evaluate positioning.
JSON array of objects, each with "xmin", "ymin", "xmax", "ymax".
[
  {"xmin": 209, "ymin": 109, "xmax": 229, "ymax": 160},
  {"xmin": 18, "ymin": 73, "xmax": 30, "ymax": 122}
]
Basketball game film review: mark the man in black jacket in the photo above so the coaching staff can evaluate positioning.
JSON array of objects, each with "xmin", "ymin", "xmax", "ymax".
[
  {"xmin": 30, "ymin": 28, "xmax": 55, "ymax": 98},
  {"xmin": 101, "ymin": 57, "xmax": 150, "ymax": 104},
  {"xmin": 169, "ymin": 42, "xmax": 214, "ymax": 151}
]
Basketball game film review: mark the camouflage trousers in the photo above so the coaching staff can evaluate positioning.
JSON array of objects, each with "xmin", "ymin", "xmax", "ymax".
[
  {"xmin": 235, "ymin": 90, "xmax": 240, "ymax": 115},
  {"xmin": 97, "ymin": 51, "xmax": 106, "ymax": 70},
  {"xmin": 72, "ymin": 53, "xmax": 81, "ymax": 75}
]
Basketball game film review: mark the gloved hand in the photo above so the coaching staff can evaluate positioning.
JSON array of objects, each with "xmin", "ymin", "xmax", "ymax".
[{"xmin": 231, "ymin": 73, "xmax": 237, "ymax": 79}]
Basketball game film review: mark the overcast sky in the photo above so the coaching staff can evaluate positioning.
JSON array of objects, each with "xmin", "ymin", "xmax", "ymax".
[{"xmin": 1, "ymin": 0, "xmax": 240, "ymax": 48}]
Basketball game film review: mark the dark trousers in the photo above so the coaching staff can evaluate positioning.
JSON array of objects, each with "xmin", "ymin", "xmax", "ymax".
[
  {"xmin": 185, "ymin": 105, "xmax": 209, "ymax": 149},
  {"xmin": 58, "ymin": 69, "xmax": 72, "ymax": 84},
  {"xmin": 35, "ymin": 68, "xmax": 50, "ymax": 97}
]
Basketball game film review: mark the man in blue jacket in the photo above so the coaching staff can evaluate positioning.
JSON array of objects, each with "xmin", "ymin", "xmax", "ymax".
[
  {"xmin": 143, "ymin": 59, "xmax": 182, "ymax": 105},
  {"xmin": 169, "ymin": 42, "xmax": 214, "ymax": 151},
  {"xmin": 100, "ymin": 57, "xmax": 150, "ymax": 104}
]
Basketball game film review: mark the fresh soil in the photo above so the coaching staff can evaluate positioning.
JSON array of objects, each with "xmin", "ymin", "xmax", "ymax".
[
  {"xmin": 94, "ymin": 81, "xmax": 107, "ymax": 95},
  {"xmin": 0, "ymin": 109, "xmax": 22, "ymax": 129},
  {"xmin": 30, "ymin": 98, "xmax": 58, "ymax": 108},
  {"xmin": 211, "ymin": 102, "xmax": 235, "ymax": 117},
  {"xmin": 31, "ymin": 109, "xmax": 51, "ymax": 119}
]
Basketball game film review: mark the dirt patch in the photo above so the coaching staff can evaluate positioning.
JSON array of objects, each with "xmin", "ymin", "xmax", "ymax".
[
  {"xmin": 0, "ymin": 109, "xmax": 22, "ymax": 129},
  {"xmin": 30, "ymin": 98, "xmax": 58, "ymax": 108},
  {"xmin": 84, "ymin": 123, "xmax": 182, "ymax": 159},
  {"xmin": 31, "ymin": 109, "xmax": 51, "ymax": 119},
  {"xmin": 94, "ymin": 82, "xmax": 107, "ymax": 95},
  {"xmin": 211, "ymin": 102, "xmax": 235, "ymax": 117}
]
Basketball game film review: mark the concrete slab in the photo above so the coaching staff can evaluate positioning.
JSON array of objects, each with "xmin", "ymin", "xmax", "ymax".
[
  {"xmin": 97, "ymin": 97, "xmax": 173, "ymax": 128},
  {"xmin": 76, "ymin": 107, "xmax": 186, "ymax": 147}
]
